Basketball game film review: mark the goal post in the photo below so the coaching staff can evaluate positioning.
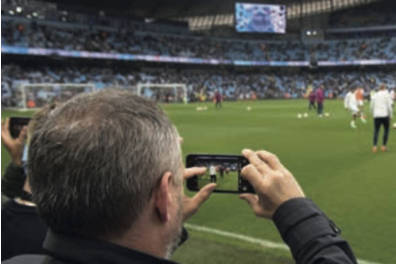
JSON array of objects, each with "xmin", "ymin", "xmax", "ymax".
[
  {"xmin": 137, "ymin": 83, "xmax": 188, "ymax": 103},
  {"xmin": 16, "ymin": 83, "xmax": 95, "ymax": 110}
]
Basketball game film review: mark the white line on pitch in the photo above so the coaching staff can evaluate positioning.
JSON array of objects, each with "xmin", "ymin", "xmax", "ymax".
[{"xmin": 185, "ymin": 223, "xmax": 382, "ymax": 264}]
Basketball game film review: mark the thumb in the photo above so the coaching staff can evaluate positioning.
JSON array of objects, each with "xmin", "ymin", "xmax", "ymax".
[
  {"xmin": 183, "ymin": 183, "xmax": 216, "ymax": 221},
  {"xmin": 239, "ymin": 193, "xmax": 267, "ymax": 218},
  {"xmin": 240, "ymin": 193, "xmax": 259, "ymax": 209},
  {"xmin": 192, "ymin": 183, "xmax": 216, "ymax": 207}
]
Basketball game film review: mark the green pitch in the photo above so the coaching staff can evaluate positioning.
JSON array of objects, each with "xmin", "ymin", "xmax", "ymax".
[{"xmin": 2, "ymin": 100, "xmax": 395, "ymax": 264}]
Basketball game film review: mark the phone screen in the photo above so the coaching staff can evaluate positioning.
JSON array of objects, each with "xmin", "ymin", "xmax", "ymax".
[
  {"xmin": 9, "ymin": 117, "xmax": 31, "ymax": 138},
  {"xmin": 186, "ymin": 154, "xmax": 254, "ymax": 193}
]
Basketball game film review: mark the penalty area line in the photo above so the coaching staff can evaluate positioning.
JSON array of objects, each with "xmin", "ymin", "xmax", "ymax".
[{"xmin": 185, "ymin": 223, "xmax": 382, "ymax": 264}]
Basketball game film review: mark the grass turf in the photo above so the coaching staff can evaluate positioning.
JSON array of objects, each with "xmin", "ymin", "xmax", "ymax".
[{"xmin": 2, "ymin": 99, "xmax": 395, "ymax": 263}]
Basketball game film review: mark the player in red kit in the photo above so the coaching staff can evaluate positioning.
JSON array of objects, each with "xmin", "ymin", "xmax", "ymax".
[{"xmin": 214, "ymin": 90, "xmax": 222, "ymax": 109}]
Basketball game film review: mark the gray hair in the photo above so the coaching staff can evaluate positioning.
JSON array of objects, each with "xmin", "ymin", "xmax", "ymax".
[{"xmin": 28, "ymin": 89, "xmax": 181, "ymax": 237}]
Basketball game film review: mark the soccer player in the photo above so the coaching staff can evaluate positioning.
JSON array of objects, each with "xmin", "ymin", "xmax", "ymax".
[
  {"xmin": 209, "ymin": 164, "xmax": 217, "ymax": 183},
  {"xmin": 370, "ymin": 84, "xmax": 393, "ymax": 152},
  {"xmin": 315, "ymin": 85, "xmax": 324, "ymax": 117},
  {"xmin": 308, "ymin": 90, "xmax": 316, "ymax": 110},
  {"xmin": 390, "ymin": 88, "xmax": 395, "ymax": 108},
  {"xmin": 370, "ymin": 89, "xmax": 376, "ymax": 101},
  {"xmin": 218, "ymin": 165, "xmax": 225, "ymax": 179},
  {"xmin": 214, "ymin": 90, "xmax": 222, "ymax": 109},
  {"xmin": 344, "ymin": 88, "xmax": 358, "ymax": 129},
  {"xmin": 355, "ymin": 86, "xmax": 367, "ymax": 123},
  {"xmin": 345, "ymin": 87, "xmax": 366, "ymax": 128}
]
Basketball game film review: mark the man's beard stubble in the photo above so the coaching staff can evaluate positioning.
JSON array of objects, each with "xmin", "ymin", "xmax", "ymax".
[{"xmin": 164, "ymin": 192, "xmax": 184, "ymax": 259}]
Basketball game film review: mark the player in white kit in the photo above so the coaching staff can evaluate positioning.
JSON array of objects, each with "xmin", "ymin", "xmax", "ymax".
[
  {"xmin": 371, "ymin": 84, "xmax": 393, "ymax": 152},
  {"xmin": 344, "ymin": 88, "xmax": 360, "ymax": 129},
  {"xmin": 209, "ymin": 164, "xmax": 217, "ymax": 183}
]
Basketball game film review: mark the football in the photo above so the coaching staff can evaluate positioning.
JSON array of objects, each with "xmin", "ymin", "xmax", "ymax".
[
  {"xmin": 297, "ymin": 113, "xmax": 302, "ymax": 119},
  {"xmin": 393, "ymin": 122, "xmax": 396, "ymax": 129}
]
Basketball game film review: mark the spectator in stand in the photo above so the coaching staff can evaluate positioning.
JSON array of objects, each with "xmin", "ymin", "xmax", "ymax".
[
  {"xmin": 2, "ymin": 64, "xmax": 396, "ymax": 106},
  {"xmin": 3, "ymin": 15, "xmax": 395, "ymax": 62}
]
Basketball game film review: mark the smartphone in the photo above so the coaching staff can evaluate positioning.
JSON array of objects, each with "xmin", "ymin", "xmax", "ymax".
[
  {"xmin": 186, "ymin": 154, "xmax": 255, "ymax": 194},
  {"xmin": 9, "ymin": 117, "xmax": 31, "ymax": 138}
]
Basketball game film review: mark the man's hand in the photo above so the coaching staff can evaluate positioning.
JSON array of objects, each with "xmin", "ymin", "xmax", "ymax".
[
  {"xmin": 1, "ymin": 118, "xmax": 28, "ymax": 166},
  {"xmin": 239, "ymin": 149, "xmax": 305, "ymax": 219},
  {"xmin": 182, "ymin": 167, "xmax": 216, "ymax": 221}
]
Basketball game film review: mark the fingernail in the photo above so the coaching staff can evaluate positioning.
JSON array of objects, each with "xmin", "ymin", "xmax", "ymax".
[{"xmin": 242, "ymin": 149, "xmax": 250, "ymax": 154}]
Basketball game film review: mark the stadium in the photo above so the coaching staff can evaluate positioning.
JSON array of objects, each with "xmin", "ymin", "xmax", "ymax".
[{"xmin": 1, "ymin": 0, "xmax": 396, "ymax": 263}]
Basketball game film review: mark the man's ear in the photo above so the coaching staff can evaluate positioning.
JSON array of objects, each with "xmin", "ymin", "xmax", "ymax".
[{"xmin": 154, "ymin": 172, "xmax": 173, "ymax": 223}]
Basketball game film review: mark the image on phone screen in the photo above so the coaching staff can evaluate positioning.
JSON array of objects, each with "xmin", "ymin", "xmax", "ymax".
[{"xmin": 186, "ymin": 154, "xmax": 254, "ymax": 193}]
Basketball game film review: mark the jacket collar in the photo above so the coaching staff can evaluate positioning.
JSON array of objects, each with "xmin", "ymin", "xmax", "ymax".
[{"xmin": 43, "ymin": 230, "xmax": 177, "ymax": 264}]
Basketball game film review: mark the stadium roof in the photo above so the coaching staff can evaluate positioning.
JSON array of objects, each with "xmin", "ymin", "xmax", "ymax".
[
  {"xmin": 52, "ymin": 0, "xmax": 384, "ymax": 18},
  {"xmin": 51, "ymin": 0, "xmax": 389, "ymax": 31}
]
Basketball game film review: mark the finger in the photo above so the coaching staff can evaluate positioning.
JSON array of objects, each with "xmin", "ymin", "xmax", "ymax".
[
  {"xmin": 184, "ymin": 167, "xmax": 207, "ymax": 179},
  {"xmin": 242, "ymin": 149, "xmax": 271, "ymax": 173},
  {"xmin": 239, "ymin": 194, "xmax": 266, "ymax": 217},
  {"xmin": 2, "ymin": 118, "xmax": 10, "ymax": 133},
  {"xmin": 256, "ymin": 150, "xmax": 284, "ymax": 171},
  {"xmin": 1, "ymin": 118, "xmax": 11, "ymax": 142},
  {"xmin": 191, "ymin": 183, "xmax": 216, "ymax": 208},
  {"xmin": 18, "ymin": 126, "xmax": 28, "ymax": 143},
  {"xmin": 240, "ymin": 164, "xmax": 264, "ymax": 190}
]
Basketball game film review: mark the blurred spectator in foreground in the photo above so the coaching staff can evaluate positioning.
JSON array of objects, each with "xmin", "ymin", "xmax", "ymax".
[
  {"xmin": 1, "ymin": 105, "xmax": 57, "ymax": 260},
  {"xmin": 1, "ymin": 119, "xmax": 28, "ymax": 200}
]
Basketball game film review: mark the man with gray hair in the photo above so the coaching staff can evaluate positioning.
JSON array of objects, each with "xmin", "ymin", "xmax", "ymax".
[{"xmin": 4, "ymin": 89, "xmax": 357, "ymax": 264}]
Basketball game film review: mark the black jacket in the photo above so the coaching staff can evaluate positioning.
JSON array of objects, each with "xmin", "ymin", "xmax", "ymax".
[
  {"xmin": 1, "ymin": 200, "xmax": 47, "ymax": 261},
  {"xmin": 1, "ymin": 163, "xmax": 26, "ymax": 200},
  {"xmin": 3, "ymin": 198, "xmax": 357, "ymax": 264},
  {"xmin": 273, "ymin": 198, "xmax": 357, "ymax": 263}
]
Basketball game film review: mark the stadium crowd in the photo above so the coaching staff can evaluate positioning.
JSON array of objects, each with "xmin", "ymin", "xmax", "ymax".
[
  {"xmin": 313, "ymin": 37, "xmax": 396, "ymax": 61},
  {"xmin": 2, "ymin": 64, "xmax": 395, "ymax": 107},
  {"xmin": 2, "ymin": 16, "xmax": 396, "ymax": 62},
  {"xmin": 1, "ymin": 18, "xmax": 307, "ymax": 61}
]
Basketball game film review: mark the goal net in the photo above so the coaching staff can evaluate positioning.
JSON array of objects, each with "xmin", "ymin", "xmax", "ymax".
[
  {"xmin": 15, "ymin": 83, "xmax": 95, "ymax": 110},
  {"xmin": 137, "ymin": 83, "xmax": 187, "ymax": 103}
]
